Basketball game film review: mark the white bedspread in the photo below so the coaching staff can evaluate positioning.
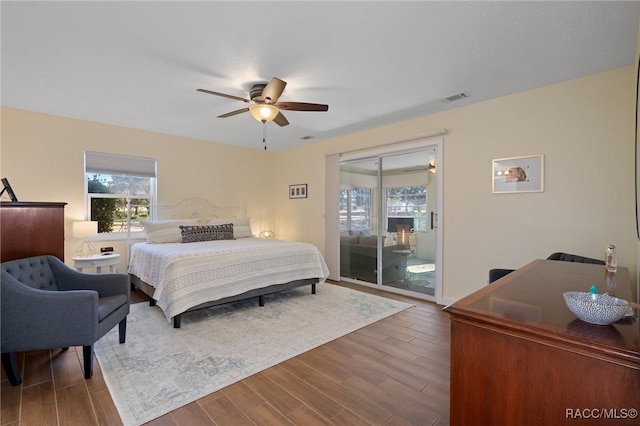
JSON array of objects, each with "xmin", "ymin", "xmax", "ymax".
[{"xmin": 128, "ymin": 238, "xmax": 329, "ymax": 321}]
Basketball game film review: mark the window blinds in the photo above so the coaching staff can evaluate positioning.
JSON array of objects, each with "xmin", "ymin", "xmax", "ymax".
[{"xmin": 85, "ymin": 151, "xmax": 156, "ymax": 178}]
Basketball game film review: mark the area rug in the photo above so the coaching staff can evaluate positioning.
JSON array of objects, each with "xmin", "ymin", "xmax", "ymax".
[
  {"xmin": 407, "ymin": 263, "xmax": 435, "ymax": 274},
  {"xmin": 94, "ymin": 283, "xmax": 413, "ymax": 426}
]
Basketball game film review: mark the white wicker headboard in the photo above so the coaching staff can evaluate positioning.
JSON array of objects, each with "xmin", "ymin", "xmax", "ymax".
[{"xmin": 156, "ymin": 197, "xmax": 248, "ymax": 220}]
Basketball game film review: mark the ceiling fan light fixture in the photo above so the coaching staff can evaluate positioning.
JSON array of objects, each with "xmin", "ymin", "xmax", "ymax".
[
  {"xmin": 249, "ymin": 104, "xmax": 279, "ymax": 122},
  {"xmin": 199, "ymin": 77, "xmax": 327, "ymax": 129}
]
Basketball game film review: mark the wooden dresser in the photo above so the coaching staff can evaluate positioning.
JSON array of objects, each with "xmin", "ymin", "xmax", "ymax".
[
  {"xmin": 0, "ymin": 201, "xmax": 67, "ymax": 262},
  {"xmin": 445, "ymin": 259, "xmax": 639, "ymax": 425}
]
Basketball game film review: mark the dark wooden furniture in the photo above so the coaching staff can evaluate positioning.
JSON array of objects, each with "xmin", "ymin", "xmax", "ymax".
[
  {"xmin": 0, "ymin": 201, "xmax": 66, "ymax": 262},
  {"xmin": 445, "ymin": 259, "xmax": 639, "ymax": 426}
]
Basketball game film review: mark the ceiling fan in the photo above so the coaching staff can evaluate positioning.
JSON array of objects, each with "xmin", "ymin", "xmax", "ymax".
[{"xmin": 197, "ymin": 77, "xmax": 328, "ymax": 127}]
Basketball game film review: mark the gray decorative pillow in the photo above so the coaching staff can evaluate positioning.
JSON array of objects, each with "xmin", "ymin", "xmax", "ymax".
[{"xmin": 179, "ymin": 224, "xmax": 235, "ymax": 243}]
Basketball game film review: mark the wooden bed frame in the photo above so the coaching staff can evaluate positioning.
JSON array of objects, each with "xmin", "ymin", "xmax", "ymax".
[{"xmin": 130, "ymin": 274, "xmax": 319, "ymax": 328}]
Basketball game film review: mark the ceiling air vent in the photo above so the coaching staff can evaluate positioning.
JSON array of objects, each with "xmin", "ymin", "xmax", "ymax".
[{"xmin": 444, "ymin": 92, "xmax": 469, "ymax": 102}]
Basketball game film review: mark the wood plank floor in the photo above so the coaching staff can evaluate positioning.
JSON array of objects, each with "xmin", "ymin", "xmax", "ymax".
[{"xmin": 1, "ymin": 282, "xmax": 450, "ymax": 426}]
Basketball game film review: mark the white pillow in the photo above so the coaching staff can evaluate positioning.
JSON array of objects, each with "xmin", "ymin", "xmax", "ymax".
[
  {"xmin": 142, "ymin": 219, "xmax": 199, "ymax": 243},
  {"xmin": 207, "ymin": 217, "xmax": 253, "ymax": 238}
]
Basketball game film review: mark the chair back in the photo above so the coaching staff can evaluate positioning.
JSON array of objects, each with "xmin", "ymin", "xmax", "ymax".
[
  {"xmin": 546, "ymin": 252, "xmax": 605, "ymax": 265},
  {"xmin": 1, "ymin": 256, "xmax": 58, "ymax": 291}
]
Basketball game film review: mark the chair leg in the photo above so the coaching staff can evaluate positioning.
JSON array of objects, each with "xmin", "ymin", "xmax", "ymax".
[
  {"xmin": 83, "ymin": 345, "xmax": 93, "ymax": 379},
  {"xmin": 1, "ymin": 353, "xmax": 22, "ymax": 386},
  {"xmin": 118, "ymin": 318, "xmax": 127, "ymax": 344}
]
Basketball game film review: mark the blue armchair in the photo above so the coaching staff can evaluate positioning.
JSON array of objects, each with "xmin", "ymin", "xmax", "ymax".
[{"xmin": 1, "ymin": 255, "xmax": 130, "ymax": 385}]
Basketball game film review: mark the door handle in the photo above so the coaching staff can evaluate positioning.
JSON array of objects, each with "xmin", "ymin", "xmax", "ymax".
[{"xmin": 430, "ymin": 211, "xmax": 437, "ymax": 230}]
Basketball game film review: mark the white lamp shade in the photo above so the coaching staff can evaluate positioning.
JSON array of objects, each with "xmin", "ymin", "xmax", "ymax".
[
  {"xmin": 249, "ymin": 104, "xmax": 279, "ymax": 122},
  {"xmin": 73, "ymin": 221, "xmax": 98, "ymax": 238}
]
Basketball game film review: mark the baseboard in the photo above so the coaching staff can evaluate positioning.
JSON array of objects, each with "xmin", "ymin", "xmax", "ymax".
[{"xmin": 438, "ymin": 296, "xmax": 457, "ymax": 308}]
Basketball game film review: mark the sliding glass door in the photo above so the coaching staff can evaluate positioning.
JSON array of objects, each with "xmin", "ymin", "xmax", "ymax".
[
  {"xmin": 339, "ymin": 157, "xmax": 379, "ymax": 284},
  {"xmin": 339, "ymin": 146, "xmax": 439, "ymax": 300},
  {"xmin": 380, "ymin": 150, "xmax": 436, "ymax": 297}
]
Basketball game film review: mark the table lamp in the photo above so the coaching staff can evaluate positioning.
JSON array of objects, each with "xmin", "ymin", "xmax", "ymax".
[
  {"xmin": 259, "ymin": 230, "xmax": 275, "ymax": 239},
  {"xmin": 73, "ymin": 220, "xmax": 98, "ymax": 256}
]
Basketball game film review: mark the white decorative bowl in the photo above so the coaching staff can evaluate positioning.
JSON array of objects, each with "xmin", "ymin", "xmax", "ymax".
[{"xmin": 563, "ymin": 292, "xmax": 629, "ymax": 326}]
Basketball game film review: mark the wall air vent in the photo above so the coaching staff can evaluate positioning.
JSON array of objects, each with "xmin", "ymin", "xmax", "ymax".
[{"xmin": 444, "ymin": 92, "xmax": 469, "ymax": 102}]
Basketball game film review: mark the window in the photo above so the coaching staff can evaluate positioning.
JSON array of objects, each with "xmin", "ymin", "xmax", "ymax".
[
  {"xmin": 85, "ymin": 152, "xmax": 156, "ymax": 235},
  {"xmin": 386, "ymin": 186, "xmax": 427, "ymax": 231},
  {"xmin": 339, "ymin": 186, "xmax": 372, "ymax": 231}
]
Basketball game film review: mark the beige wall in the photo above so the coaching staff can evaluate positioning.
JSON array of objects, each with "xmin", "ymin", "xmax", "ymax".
[
  {"xmin": 275, "ymin": 67, "xmax": 636, "ymax": 301},
  {"xmin": 0, "ymin": 109, "xmax": 277, "ymax": 268},
  {"xmin": 1, "ymin": 66, "xmax": 636, "ymax": 302}
]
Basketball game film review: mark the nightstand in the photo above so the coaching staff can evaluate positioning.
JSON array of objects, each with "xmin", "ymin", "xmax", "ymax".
[{"xmin": 72, "ymin": 253, "xmax": 120, "ymax": 274}]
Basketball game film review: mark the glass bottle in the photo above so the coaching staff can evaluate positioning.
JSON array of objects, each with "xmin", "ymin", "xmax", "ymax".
[
  {"xmin": 605, "ymin": 244, "xmax": 618, "ymax": 273},
  {"xmin": 605, "ymin": 271, "xmax": 617, "ymax": 296}
]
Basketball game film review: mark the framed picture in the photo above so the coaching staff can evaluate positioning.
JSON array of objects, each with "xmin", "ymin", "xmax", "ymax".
[
  {"xmin": 289, "ymin": 184, "xmax": 307, "ymax": 199},
  {"xmin": 492, "ymin": 154, "xmax": 544, "ymax": 194}
]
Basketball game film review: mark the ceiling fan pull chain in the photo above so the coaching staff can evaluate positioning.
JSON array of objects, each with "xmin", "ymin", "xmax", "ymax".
[{"xmin": 262, "ymin": 120, "xmax": 267, "ymax": 150}]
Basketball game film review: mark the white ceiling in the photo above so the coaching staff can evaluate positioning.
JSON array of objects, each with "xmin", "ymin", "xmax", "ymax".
[{"xmin": 2, "ymin": 1, "xmax": 639, "ymax": 152}]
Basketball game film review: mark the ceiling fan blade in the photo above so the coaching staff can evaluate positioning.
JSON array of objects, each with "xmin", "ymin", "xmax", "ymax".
[
  {"xmin": 197, "ymin": 88, "xmax": 250, "ymax": 103},
  {"xmin": 275, "ymin": 102, "xmax": 329, "ymax": 112},
  {"xmin": 218, "ymin": 107, "xmax": 249, "ymax": 118},
  {"xmin": 273, "ymin": 111, "xmax": 289, "ymax": 127},
  {"xmin": 261, "ymin": 77, "xmax": 287, "ymax": 103}
]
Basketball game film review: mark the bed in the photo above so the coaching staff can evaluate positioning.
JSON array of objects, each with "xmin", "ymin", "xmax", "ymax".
[{"xmin": 128, "ymin": 199, "xmax": 330, "ymax": 328}]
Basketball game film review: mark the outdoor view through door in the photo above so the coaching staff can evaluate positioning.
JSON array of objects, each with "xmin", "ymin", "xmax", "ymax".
[{"xmin": 339, "ymin": 148, "xmax": 437, "ymax": 298}]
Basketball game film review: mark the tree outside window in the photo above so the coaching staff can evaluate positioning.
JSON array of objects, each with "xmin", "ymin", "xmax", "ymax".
[
  {"xmin": 339, "ymin": 187, "xmax": 372, "ymax": 231},
  {"xmin": 87, "ymin": 174, "xmax": 152, "ymax": 234}
]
